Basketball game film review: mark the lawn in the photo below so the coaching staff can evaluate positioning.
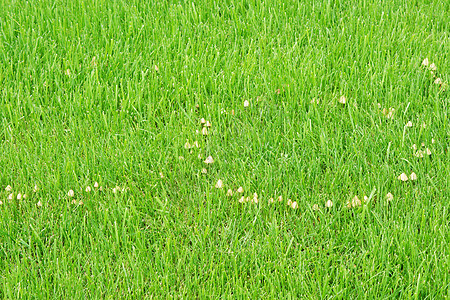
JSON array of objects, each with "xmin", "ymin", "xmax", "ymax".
[{"xmin": 0, "ymin": 0, "xmax": 449, "ymax": 298}]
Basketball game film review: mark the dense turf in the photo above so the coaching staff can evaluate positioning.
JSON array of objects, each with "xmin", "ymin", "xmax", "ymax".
[{"xmin": 0, "ymin": 0, "xmax": 449, "ymax": 298}]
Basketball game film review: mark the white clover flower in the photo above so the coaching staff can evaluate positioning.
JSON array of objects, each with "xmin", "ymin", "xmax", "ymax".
[
  {"xmin": 237, "ymin": 187, "xmax": 244, "ymax": 193},
  {"xmin": 215, "ymin": 179, "xmax": 223, "ymax": 189},
  {"xmin": 33, "ymin": 184, "xmax": 39, "ymax": 192},
  {"xmin": 421, "ymin": 58, "xmax": 429, "ymax": 67},
  {"xmin": 431, "ymin": 138, "xmax": 435, "ymax": 144},
  {"xmin": 325, "ymin": 200, "xmax": 333, "ymax": 208},
  {"xmin": 85, "ymin": 186, "xmax": 91, "ymax": 192},
  {"xmin": 68, "ymin": 190, "xmax": 74, "ymax": 197},
  {"xmin": 0, "ymin": 200, "xmax": 3, "ymax": 205},
  {"xmin": 312, "ymin": 204, "xmax": 319, "ymax": 211},
  {"xmin": 412, "ymin": 144, "xmax": 417, "ymax": 150},
  {"xmin": 184, "ymin": 141, "xmax": 191, "ymax": 149},
  {"xmin": 409, "ymin": 172, "xmax": 417, "ymax": 181},
  {"xmin": 200, "ymin": 118, "xmax": 206, "ymax": 124},
  {"xmin": 37, "ymin": 200, "xmax": 42, "ymax": 207},
  {"xmin": 238, "ymin": 196, "xmax": 245, "ymax": 203},
  {"xmin": 398, "ymin": 173, "xmax": 408, "ymax": 181},
  {"xmin": 434, "ymin": 78, "xmax": 443, "ymax": 85},
  {"xmin": 8, "ymin": 193, "xmax": 13, "ymax": 200},
  {"xmin": 426, "ymin": 148, "xmax": 431, "ymax": 155},
  {"xmin": 205, "ymin": 121, "xmax": 212, "ymax": 128},
  {"xmin": 291, "ymin": 201, "xmax": 298, "ymax": 209},
  {"xmin": 23, "ymin": 194, "xmax": 27, "ymax": 199},
  {"xmin": 94, "ymin": 182, "xmax": 99, "ymax": 188},
  {"xmin": 386, "ymin": 192, "xmax": 394, "ymax": 202},
  {"xmin": 268, "ymin": 197, "xmax": 274, "ymax": 203},
  {"xmin": 192, "ymin": 141, "xmax": 199, "ymax": 148},
  {"xmin": 278, "ymin": 195, "xmax": 283, "ymax": 202},
  {"xmin": 201, "ymin": 127, "xmax": 208, "ymax": 135},
  {"xmin": 429, "ymin": 63, "xmax": 437, "ymax": 71},
  {"xmin": 287, "ymin": 199, "xmax": 292, "ymax": 206},
  {"xmin": 243, "ymin": 100, "xmax": 249, "ymax": 107},
  {"xmin": 339, "ymin": 96, "xmax": 346, "ymax": 104},
  {"xmin": 226, "ymin": 189, "xmax": 233, "ymax": 196},
  {"xmin": 112, "ymin": 187, "xmax": 118, "ymax": 194},
  {"xmin": 17, "ymin": 193, "xmax": 22, "ymax": 200},
  {"xmin": 204, "ymin": 156, "xmax": 214, "ymax": 164},
  {"xmin": 405, "ymin": 121, "xmax": 413, "ymax": 127},
  {"xmin": 363, "ymin": 195, "xmax": 369, "ymax": 203},
  {"xmin": 5, "ymin": 185, "xmax": 12, "ymax": 192},
  {"xmin": 201, "ymin": 168, "xmax": 208, "ymax": 174}
]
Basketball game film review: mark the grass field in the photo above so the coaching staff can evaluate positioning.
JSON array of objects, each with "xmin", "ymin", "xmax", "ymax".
[{"xmin": 0, "ymin": 0, "xmax": 449, "ymax": 298}]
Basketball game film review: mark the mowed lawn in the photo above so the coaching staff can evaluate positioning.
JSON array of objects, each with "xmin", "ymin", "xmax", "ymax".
[{"xmin": 0, "ymin": 0, "xmax": 449, "ymax": 298}]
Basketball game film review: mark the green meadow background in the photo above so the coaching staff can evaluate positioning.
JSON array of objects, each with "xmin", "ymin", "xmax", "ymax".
[{"xmin": 0, "ymin": 0, "xmax": 448, "ymax": 298}]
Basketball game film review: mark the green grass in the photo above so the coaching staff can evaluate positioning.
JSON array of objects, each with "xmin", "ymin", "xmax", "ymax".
[{"xmin": 0, "ymin": 0, "xmax": 449, "ymax": 298}]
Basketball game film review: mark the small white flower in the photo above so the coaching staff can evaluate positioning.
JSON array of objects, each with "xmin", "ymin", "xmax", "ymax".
[
  {"xmin": 278, "ymin": 195, "xmax": 283, "ymax": 202},
  {"xmin": 23, "ymin": 194, "xmax": 27, "ymax": 199},
  {"xmin": 5, "ymin": 185, "xmax": 12, "ymax": 192},
  {"xmin": 405, "ymin": 121, "xmax": 413, "ymax": 127},
  {"xmin": 200, "ymin": 118, "xmax": 206, "ymax": 124},
  {"xmin": 237, "ymin": 186, "xmax": 244, "ymax": 193},
  {"xmin": 201, "ymin": 168, "xmax": 207, "ymax": 174},
  {"xmin": 421, "ymin": 142, "xmax": 425, "ymax": 147},
  {"xmin": 409, "ymin": 172, "xmax": 417, "ymax": 181},
  {"xmin": 33, "ymin": 184, "xmax": 39, "ymax": 192},
  {"xmin": 17, "ymin": 193, "xmax": 22, "ymax": 200},
  {"xmin": 426, "ymin": 148, "xmax": 431, "ymax": 155},
  {"xmin": 112, "ymin": 187, "xmax": 118, "ymax": 194},
  {"xmin": 154, "ymin": 65, "xmax": 159, "ymax": 71},
  {"xmin": 215, "ymin": 179, "xmax": 223, "ymax": 189},
  {"xmin": 287, "ymin": 199, "xmax": 292, "ymax": 206},
  {"xmin": 65, "ymin": 69, "xmax": 71, "ymax": 76},
  {"xmin": 351, "ymin": 196, "xmax": 361, "ymax": 207},
  {"xmin": 421, "ymin": 58, "xmax": 429, "ymax": 67},
  {"xmin": 363, "ymin": 195, "xmax": 369, "ymax": 203},
  {"xmin": 414, "ymin": 150, "xmax": 424, "ymax": 158},
  {"xmin": 85, "ymin": 186, "xmax": 91, "ymax": 192},
  {"xmin": 68, "ymin": 190, "xmax": 74, "ymax": 197},
  {"xmin": 325, "ymin": 200, "xmax": 333, "ymax": 208},
  {"xmin": 386, "ymin": 192, "xmax": 394, "ymax": 202},
  {"xmin": 201, "ymin": 127, "xmax": 208, "ymax": 135},
  {"xmin": 37, "ymin": 200, "xmax": 42, "ymax": 207},
  {"xmin": 184, "ymin": 141, "xmax": 191, "ymax": 149},
  {"xmin": 339, "ymin": 96, "xmax": 346, "ymax": 104},
  {"xmin": 226, "ymin": 189, "xmax": 233, "ymax": 196},
  {"xmin": 291, "ymin": 201, "xmax": 298, "ymax": 209},
  {"xmin": 398, "ymin": 173, "xmax": 408, "ymax": 182},
  {"xmin": 412, "ymin": 144, "xmax": 417, "ymax": 150},
  {"xmin": 0, "ymin": 200, "xmax": 3, "ymax": 205},
  {"xmin": 205, "ymin": 121, "xmax": 212, "ymax": 127},
  {"xmin": 434, "ymin": 78, "xmax": 442, "ymax": 85},
  {"xmin": 159, "ymin": 172, "xmax": 164, "ymax": 178},
  {"xmin": 312, "ymin": 204, "xmax": 320, "ymax": 211},
  {"xmin": 429, "ymin": 63, "xmax": 437, "ymax": 71},
  {"xmin": 431, "ymin": 138, "xmax": 435, "ymax": 144},
  {"xmin": 204, "ymin": 156, "xmax": 214, "ymax": 164},
  {"xmin": 243, "ymin": 100, "xmax": 249, "ymax": 107},
  {"xmin": 8, "ymin": 193, "xmax": 13, "ymax": 200},
  {"xmin": 94, "ymin": 182, "xmax": 99, "ymax": 188},
  {"xmin": 268, "ymin": 197, "xmax": 274, "ymax": 203},
  {"xmin": 193, "ymin": 141, "xmax": 199, "ymax": 148},
  {"xmin": 238, "ymin": 196, "xmax": 245, "ymax": 203},
  {"xmin": 252, "ymin": 192, "xmax": 258, "ymax": 203}
]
